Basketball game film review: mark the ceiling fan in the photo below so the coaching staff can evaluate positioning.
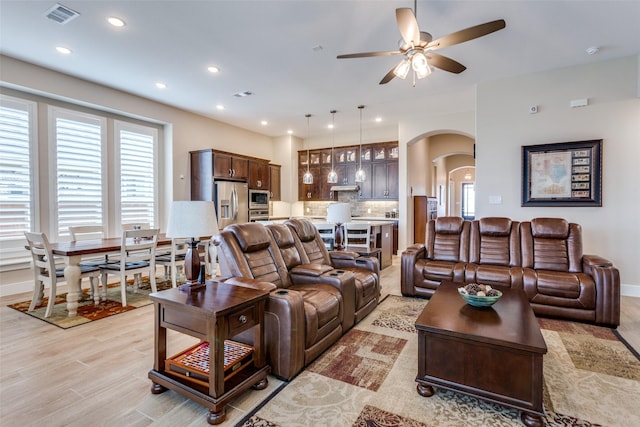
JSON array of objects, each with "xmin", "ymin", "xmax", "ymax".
[{"xmin": 337, "ymin": 2, "xmax": 505, "ymax": 85}]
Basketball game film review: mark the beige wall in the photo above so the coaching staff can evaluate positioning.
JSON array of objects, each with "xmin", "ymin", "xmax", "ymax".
[{"xmin": 475, "ymin": 56, "xmax": 639, "ymax": 293}]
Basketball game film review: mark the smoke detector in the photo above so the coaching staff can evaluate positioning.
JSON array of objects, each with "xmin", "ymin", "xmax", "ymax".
[{"xmin": 44, "ymin": 3, "xmax": 80, "ymax": 24}]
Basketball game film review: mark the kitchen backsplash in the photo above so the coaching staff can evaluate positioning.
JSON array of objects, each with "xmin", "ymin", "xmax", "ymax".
[{"xmin": 303, "ymin": 192, "xmax": 399, "ymax": 218}]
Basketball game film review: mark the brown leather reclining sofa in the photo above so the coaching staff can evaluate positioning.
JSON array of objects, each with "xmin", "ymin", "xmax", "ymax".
[
  {"xmin": 401, "ymin": 216, "xmax": 620, "ymax": 327},
  {"xmin": 213, "ymin": 218, "xmax": 380, "ymax": 380}
]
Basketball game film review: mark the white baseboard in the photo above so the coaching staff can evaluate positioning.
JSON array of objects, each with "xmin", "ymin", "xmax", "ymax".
[
  {"xmin": 621, "ymin": 283, "xmax": 640, "ymax": 297},
  {"xmin": 1, "ymin": 280, "xmax": 34, "ymax": 297}
]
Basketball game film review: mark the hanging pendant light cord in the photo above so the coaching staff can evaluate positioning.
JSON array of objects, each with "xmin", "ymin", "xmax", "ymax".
[
  {"xmin": 358, "ymin": 105, "xmax": 363, "ymax": 171},
  {"xmin": 306, "ymin": 114, "xmax": 311, "ymax": 174}
]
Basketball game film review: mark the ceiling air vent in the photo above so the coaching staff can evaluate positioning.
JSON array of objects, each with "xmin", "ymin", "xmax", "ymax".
[
  {"xmin": 44, "ymin": 3, "xmax": 80, "ymax": 24},
  {"xmin": 233, "ymin": 91, "xmax": 254, "ymax": 98}
]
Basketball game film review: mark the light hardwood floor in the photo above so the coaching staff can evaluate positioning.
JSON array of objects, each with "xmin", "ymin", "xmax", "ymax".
[{"xmin": 1, "ymin": 258, "xmax": 638, "ymax": 426}]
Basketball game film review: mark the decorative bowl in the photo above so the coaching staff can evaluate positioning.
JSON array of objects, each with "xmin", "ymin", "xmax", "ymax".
[{"xmin": 458, "ymin": 284, "xmax": 502, "ymax": 308}]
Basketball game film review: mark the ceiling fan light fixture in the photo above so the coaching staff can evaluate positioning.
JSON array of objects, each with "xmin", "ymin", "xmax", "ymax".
[
  {"xmin": 415, "ymin": 63, "xmax": 431, "ymax": 79},
  {"xmin": 411, "ymin": 52, "xmax": 428, "ymax": 70},
  {"xmin": 393, "ymin": 58, "xmax": 411, "ymax": 79}
]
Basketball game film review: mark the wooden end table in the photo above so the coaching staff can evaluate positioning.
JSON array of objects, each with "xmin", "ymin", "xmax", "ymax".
[
  {"xmin": 415, "ymin": 281, "xmax": 547, "ymax": 426},
  {"xmin": 148, "ymin": 280, "xmax": 270, "ymax": 425}
]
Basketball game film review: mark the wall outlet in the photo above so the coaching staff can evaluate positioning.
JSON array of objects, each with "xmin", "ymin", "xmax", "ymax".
[{"xmin": 489, "ymin": 195, "xmax": 502, "ymax": 204}]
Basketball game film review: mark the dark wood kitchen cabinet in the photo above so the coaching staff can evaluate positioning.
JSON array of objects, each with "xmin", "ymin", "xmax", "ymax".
[
  {"xmin": 269, "ymin": 164, "xmax": 281, "ymax": 201},
  {"xmin": 249, "ymin": 159, "xmax": 270, "ymax": 190},
  {"xmin": 297, "ymin": 142, "xmax": 398, "ymax": 201},
  {"xmin": 213, "ymin": 152, "xmax": 248, "ymax": 180}
]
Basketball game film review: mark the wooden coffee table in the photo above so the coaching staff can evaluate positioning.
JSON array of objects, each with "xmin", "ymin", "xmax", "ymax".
[{"xmin": 415, "ymin": 281, "xmax": 547, "ymax": 426}]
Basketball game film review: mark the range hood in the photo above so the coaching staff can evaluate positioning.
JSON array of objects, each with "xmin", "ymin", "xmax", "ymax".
[{"xmin": 330, "ymin": 185, "xmax": 360, "ymax": 192}]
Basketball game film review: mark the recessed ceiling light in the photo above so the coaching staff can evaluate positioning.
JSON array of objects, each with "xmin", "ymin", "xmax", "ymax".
[
  {"xmin": 55, "ymin": 46, "xmax": 72, "ymax": 54},
  {"xmin": 107, "ymin": 16, "xmax": 126, "ymax": 27},
  {"xmin": 287, "ymin": 130, "xmax": 293, "ymax": 135},
  {"xmin": 155, "ymin": 82, "xmax": 167, "ymax": 89},
  {"xmin": 216, "ymin": 104, "xmax": 225, "ymax": 110},
  {"xmin": 375, "ymin": 117, "xmax": 382, "ymax": 123},
  {"xmin": 261, "ymin": 120, "xmax": 268, "ymax": 126},
  {"xmin": 328, "ymin": 124, "xmax": 334, "ymax": 129},
  {"xmin": 207, "ymin": 66, "xmax": 220, "ymax": 73}
]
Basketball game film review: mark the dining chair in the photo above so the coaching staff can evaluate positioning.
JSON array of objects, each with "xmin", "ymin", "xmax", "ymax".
[
  {"xmin": 24, "ymin": 231, "xmax": 101, "ymax": 317},
  {"xmin": 314, "ymin": 222, "xmax": 336, "ymax": 250},
  {"xmin": 344, "ymin": 223, "xmax": 374, "ymax": 249},
  {"xmin": 121, "ymin": 222, "xmax": 150, "ymax": 231},
  {"xmin": 155, "ymin": 238, "xmax": 187, "ymax": 287},
  {"xmin": 100, "ymin": 228, "xmax": 159, "ymax": 306}
]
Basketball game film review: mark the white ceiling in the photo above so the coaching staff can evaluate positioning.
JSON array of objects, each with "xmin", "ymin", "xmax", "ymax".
[{"xmin": 1, "ymin": 1, "xmax": 639, "ymax": 138}]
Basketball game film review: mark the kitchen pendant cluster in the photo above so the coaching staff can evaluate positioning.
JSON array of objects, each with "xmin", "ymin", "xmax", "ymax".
[{"xmin": 321, "ymin": 107, "xmax": 368, "ymax": 184}]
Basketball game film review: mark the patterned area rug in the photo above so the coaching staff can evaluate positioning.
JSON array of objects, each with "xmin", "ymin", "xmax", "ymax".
[
  {"xmin": 242, "ymin": 295, "xmax": 640, "ymax": 427},
  {"xmin": 7, "ymin": 276, "xmax": 174, "ymax": 329}
]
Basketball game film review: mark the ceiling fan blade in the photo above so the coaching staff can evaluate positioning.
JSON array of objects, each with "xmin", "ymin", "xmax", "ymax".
[
  {"xmin": 396, "ymin": 8, "xmax": 421, "ymax": 45},
  {"xmin": 427, "ymin": 19, "xmax": 506, "ymax": 50},
  {"xmin": 379, "ymin": 66, "xmax": 397, "ymax": 85},
  {"xmin": 337, "ymin": 50, "xmax": 402, "ymax": 59},
  {"xmin": 426, "ymin": 53, "xmax": 466, "ymax": 74}
]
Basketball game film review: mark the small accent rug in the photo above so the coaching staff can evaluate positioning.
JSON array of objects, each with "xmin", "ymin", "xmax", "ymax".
[
  {"xmin": 7, "ymin": 277, "xmax": 174, "ymax": 329},
  {"xmin": 242, "ymin": 295, "xmax": 640, "ymax": 427}
]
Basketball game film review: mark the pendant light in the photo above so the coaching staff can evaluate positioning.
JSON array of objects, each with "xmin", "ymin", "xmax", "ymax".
[
  {"xmin": 327, "ymin": 110, "xmax": 338, "ymax": 184},
  {"xmin": 302, "ymin": 114, "xmax": 313, "ymax": 184},
  {"xmin": 355, "ymin": 105, "xmax": 366, "ymax": 183}
]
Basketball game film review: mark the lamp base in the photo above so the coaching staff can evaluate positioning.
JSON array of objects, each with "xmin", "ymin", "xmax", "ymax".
[
  {"xmin": 334, "ymin": 223, "xmax": 345, "ymax": 251},
  {"xmin": 184, "ymin": 238, "xmax": 201, "ymax": 281}
]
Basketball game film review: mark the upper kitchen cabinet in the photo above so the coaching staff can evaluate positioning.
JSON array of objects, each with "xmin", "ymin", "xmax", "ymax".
[
  {"xmin": 249, "ymin": 159, "xmax": 270, "ymax": 190},
  {"xmin": 190, "ymin": 150, "xmax": 214, "ymax": 201},
  {"xmin": 213, "ymin": 151, "xmax": 248, "ymax": 180},
  {"xmin": 372, "ymin": 161, "xmax": 399, "ymax": 199},
  {"xmin": 297, "ymin": 143, "xmax": 397, "ymax": 201},
  {"xmin": 269, "ymin": 164, "xmax": 281, "ymax": 201}
]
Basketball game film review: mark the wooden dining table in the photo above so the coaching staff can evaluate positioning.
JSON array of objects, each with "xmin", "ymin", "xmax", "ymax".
[{"xmin": 47, "ymin": 234, "xmax": 171, "ymax": 317}]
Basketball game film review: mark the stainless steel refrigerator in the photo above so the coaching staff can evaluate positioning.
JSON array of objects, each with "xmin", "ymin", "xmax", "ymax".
[{"xmin": 214, "ymin": 181, "xmax": 248, "ymax": 229}]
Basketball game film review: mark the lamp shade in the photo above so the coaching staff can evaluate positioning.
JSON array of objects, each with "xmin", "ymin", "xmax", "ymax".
[
  {"xmin": 326, "ymin": 202, "xmax": 351, "ymax": 225},
  {"xmin": 166, "ymin": 201, "xmax": 219, "ymax": 238}
]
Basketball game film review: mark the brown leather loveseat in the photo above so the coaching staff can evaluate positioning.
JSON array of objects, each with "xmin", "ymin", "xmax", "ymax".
[
  {"xmin": 401, "ymin": 216, "xmax": 620, "ymax": 327},
  {"xmin": 214, "ymin": 219, "xmax": 380, "ymax": 380}
]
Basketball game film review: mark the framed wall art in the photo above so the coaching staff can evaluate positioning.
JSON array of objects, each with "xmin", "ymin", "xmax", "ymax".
[{"xmin": 522, "ymin": 139, "xmax": 602, "ymax": 207}]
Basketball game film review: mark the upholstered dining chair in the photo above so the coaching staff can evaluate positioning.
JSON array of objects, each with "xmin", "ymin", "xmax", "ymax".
[
  {"xmin": 100, "ymin": 228, "xmax": 159, "ymax": 306},
  {"xmin": 24, "ymin": 231, "xmax": 101, "ymax": 317}
]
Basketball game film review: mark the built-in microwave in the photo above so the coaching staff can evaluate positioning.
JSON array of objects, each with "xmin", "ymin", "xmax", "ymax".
[{"xmin": 249, "ymin": 189, "xmax": 270, "ymax": 209}]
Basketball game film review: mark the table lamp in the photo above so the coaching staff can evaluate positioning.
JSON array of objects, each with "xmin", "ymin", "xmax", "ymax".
[
  {"xmin": 166, "ymin": 201, "xmax": 219, "ymax": 290},
  {"xmin": 327, "ymin": 202, "xmax": 351, "ymax": 251}
]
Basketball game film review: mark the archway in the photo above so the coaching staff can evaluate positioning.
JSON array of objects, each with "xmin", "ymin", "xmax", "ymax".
[{"xmin": 406, "ymin": 132, "xmax": 475, "ymax": 244}]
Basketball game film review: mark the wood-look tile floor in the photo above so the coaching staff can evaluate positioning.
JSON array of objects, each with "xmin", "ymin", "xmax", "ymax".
[{"xmin": 1, "ymin": 257, "xmax": 638, "ymax": 426}]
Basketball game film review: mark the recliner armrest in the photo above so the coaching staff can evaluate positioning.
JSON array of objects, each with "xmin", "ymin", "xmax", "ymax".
[
  {"xmin": 583, "ymin": 254, "xmax": 613, "ymax": 269},
  {"xmin": 219, "ymin": 276, "xmax": 277, "ymax": 292},
  {"xmin": 290, "ymin": 263, "xmax": 334, "ymax": 277},
  {"xmin": 400, "ymin": 245, "xmax": 426, "ymax": 296},
  {"xmin": 329, "ymin": 250, "xmax": 360, "ymax": 261}
]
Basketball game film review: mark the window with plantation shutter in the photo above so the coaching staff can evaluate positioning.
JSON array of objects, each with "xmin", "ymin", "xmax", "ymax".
[
  {"xmin": 117, "ymin": 122, "xmax": 157, "ymax": 227},
  {"xmin": 51, "ymin": 108, "xmax": 104, "ymax": 239},
  {"xmin": 0, "ymin": 96, "xmax": 35, "ymax": 245}
]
